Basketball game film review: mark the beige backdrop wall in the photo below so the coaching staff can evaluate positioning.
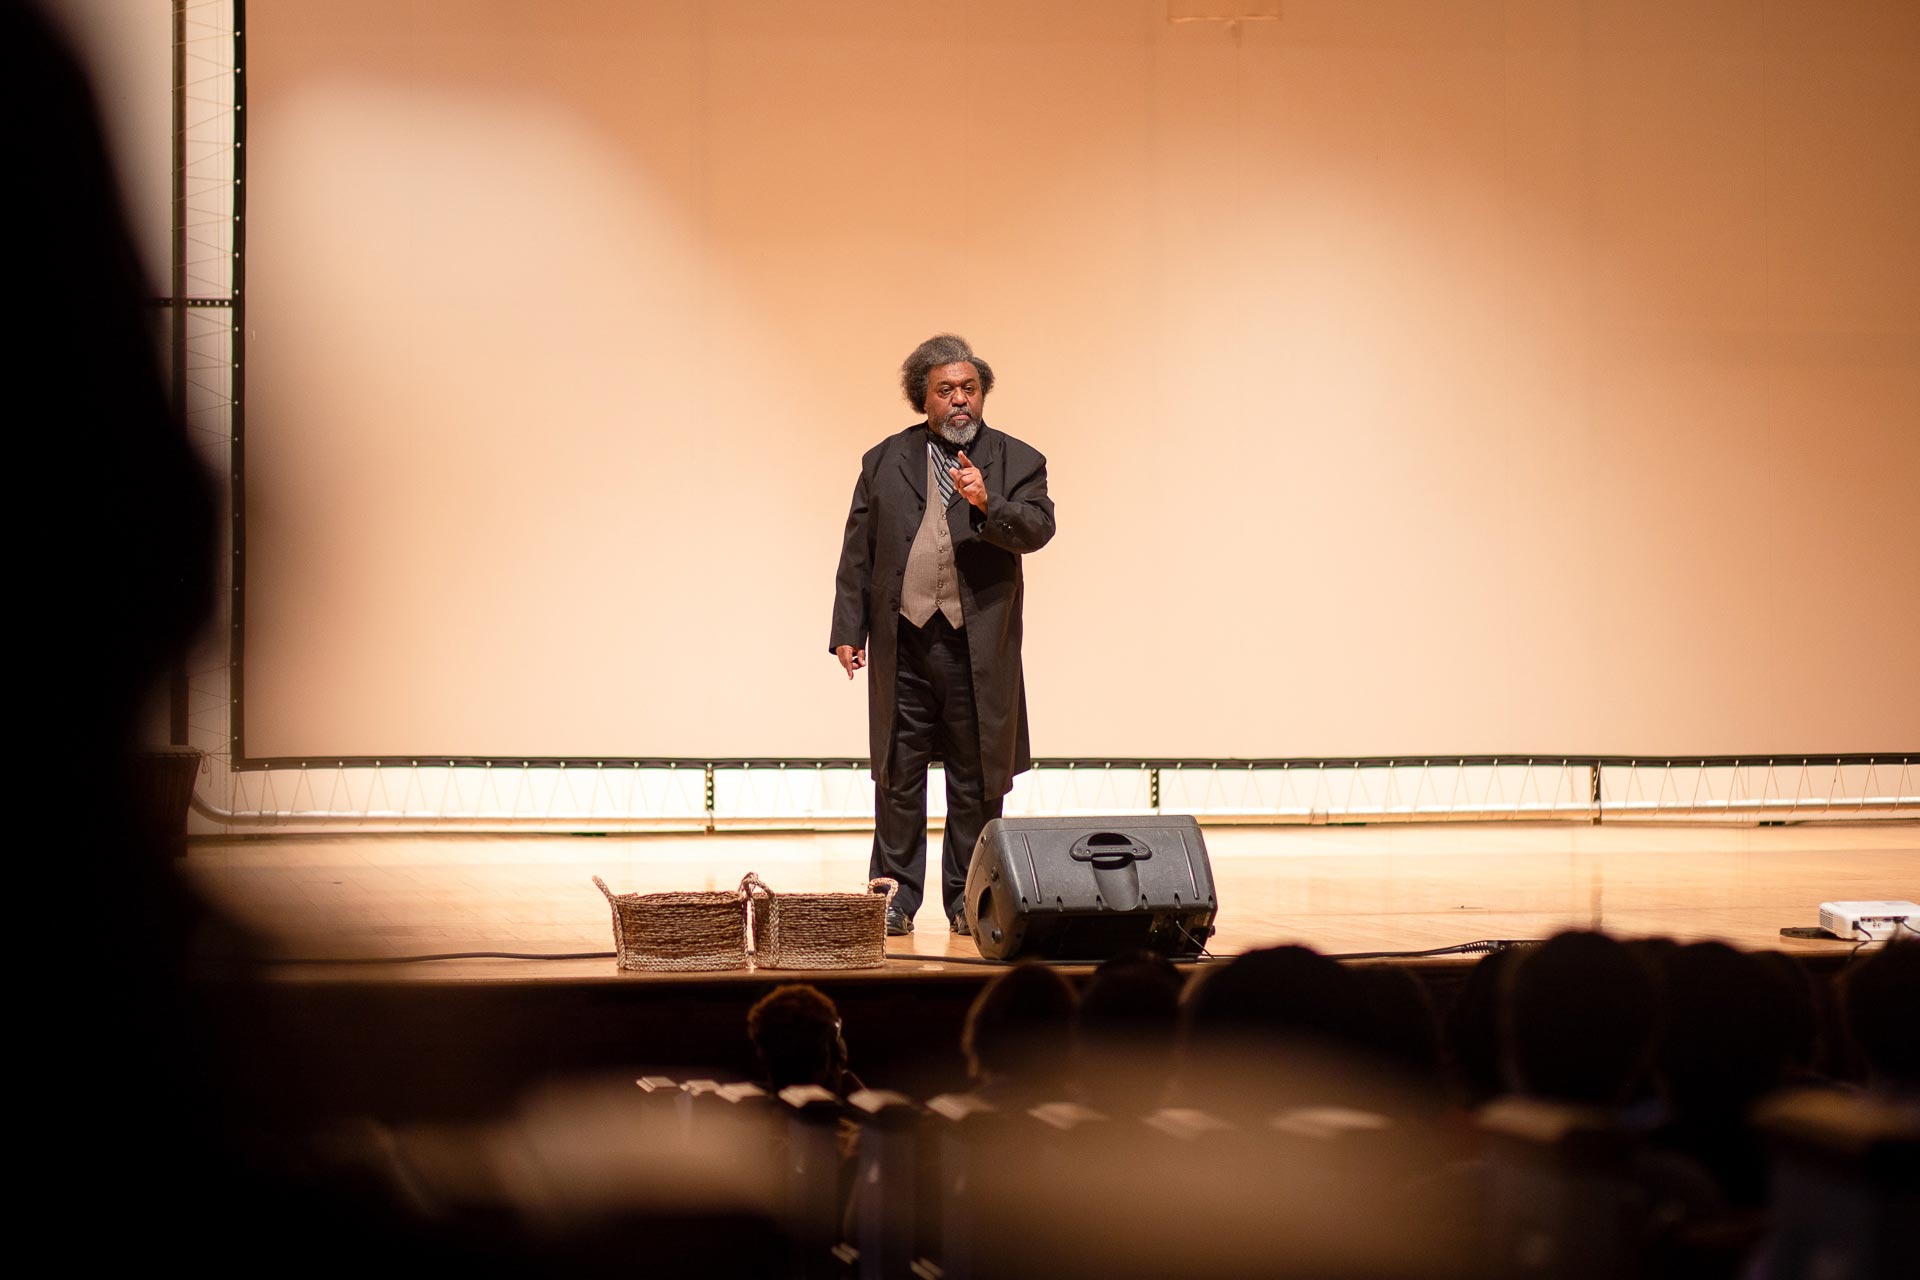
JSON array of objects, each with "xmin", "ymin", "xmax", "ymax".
[{"xmin": 241, "ymin": 0, "xmax": 1919, "ymax": 762}]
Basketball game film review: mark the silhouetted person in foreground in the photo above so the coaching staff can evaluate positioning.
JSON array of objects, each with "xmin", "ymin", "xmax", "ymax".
[
  {"xmin": 1472, "ymin": 934, "xmax": 1755, "ymax": 1278},
  {"xmin": 1647, "ymin": 941, "xmax": 1795, "ymax": 1209},
  {"xmin": 961, "ymin": 960, "xmax": 1077, "ymax": 1107},
  {"xmin": 1354, "ymin": 962, "xmax": 1444, "ymax": 1085},
  {"xmin": 748, "ymin": 983, "xmax": 861, "ymax": 1096},
  {"xmin": 1073, "ymin": 951, "xmax": 1183, "ymax": 1114},
  {"xmin": 1178, "ymin": 944, "xmax": 1408, "ymax": 1120},
  {"xmin": 1501, "ymin": 930, "xmax": 1659, "ymax": 1107},
  {"xmin": 1443, "ymin": 945, "xmax": 1520, "ymax": 1108},
  {"xmin": 1752, "ymin": 949, "xmax": 1828, "ymax": 1087},
  {"xmin": 748, "ymin": 982, "xmax": 867, "ymax": 1239},
  {"xmin": 1840, "ymin": 937, "xmax": 1920, "ymax": 1100},
  {"xmin": 1183, "ymin": 944, "xmax": 1371, "ymax": 1052},
  {"xmin": 11, "ymin": 4, "xmax": 496, "ymax": 1271}
]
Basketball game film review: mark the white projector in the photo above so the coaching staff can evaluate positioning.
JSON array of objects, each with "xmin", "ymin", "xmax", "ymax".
[{"xmin": 1818, "ymin": 900, "xmax": 1918, "ymax": 941}]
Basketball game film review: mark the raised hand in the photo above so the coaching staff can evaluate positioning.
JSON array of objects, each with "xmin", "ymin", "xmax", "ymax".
[{"xmin": 949, "ymin": 450, "xmax": 989, "ymax": 512}]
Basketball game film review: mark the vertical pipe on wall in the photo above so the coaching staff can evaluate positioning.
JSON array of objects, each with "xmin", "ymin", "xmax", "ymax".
[
  {"xmin": 230, "ymin": 3, "xmax": 249, "ymax": 763},
  {"xmin": 167, "ymin": 0, "xmax": 189, "ymax": 744}
]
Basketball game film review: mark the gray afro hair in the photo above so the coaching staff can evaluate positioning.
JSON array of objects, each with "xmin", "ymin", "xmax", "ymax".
[{"xmin": 900, "ymin": 334, "xmax": 995, "ymax": 412}]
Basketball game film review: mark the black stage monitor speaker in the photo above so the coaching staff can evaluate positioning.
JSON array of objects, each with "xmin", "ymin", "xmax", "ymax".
[{"xmin": 964, "ymin": 815, "xmax": 1217, "ymax": 961}]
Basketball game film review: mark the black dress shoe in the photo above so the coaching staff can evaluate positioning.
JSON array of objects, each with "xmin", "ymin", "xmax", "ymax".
[
  {"xmin": 948, "ymin": 911, "xmax": 970, "ymax": 937},
  {"xmin": 885, "ymin": 906, "xmax": 913, "ymax": 936}
]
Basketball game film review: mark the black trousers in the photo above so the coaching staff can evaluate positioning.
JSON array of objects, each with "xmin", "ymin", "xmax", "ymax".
[{"xmin": 870, "ymin": 613, "xmax": 1003, "ymax": 921}]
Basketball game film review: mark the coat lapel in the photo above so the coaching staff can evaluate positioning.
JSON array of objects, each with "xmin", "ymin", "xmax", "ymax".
[
  {"xmin": 973, "ymin": 424, "xmax": 1001, "ymax": 490},
  {"xmin": 896, "ymin": 426, "xmax": 927, "ymax": 504}
]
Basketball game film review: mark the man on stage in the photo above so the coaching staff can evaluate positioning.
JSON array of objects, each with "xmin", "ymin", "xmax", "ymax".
[{"xmin": 830, "ymin": 334, "xmax": 1056, "ymax": 936}]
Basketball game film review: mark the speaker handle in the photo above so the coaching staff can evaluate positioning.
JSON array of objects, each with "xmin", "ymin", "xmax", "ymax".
[{"xmin": 1068, "ymin": 831, "xmax": 1153, "ymax": 866}]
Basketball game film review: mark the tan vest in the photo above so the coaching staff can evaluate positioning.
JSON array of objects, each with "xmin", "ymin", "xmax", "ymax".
[{"xmin": 900, "ymin": 450, "xmax": 965, "ymax": 629}]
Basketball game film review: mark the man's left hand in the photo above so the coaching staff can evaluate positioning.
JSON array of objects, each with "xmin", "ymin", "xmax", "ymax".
[{"xmin": 949, "ymin": 450, "xmax": 988, "ymax": 512}]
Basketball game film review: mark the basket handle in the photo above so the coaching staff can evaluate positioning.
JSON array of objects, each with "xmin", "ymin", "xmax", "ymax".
[
  {"xmin": 739, "ymin": 872, "xmax": 770, "ymax": 959},
  {"xmin": 867, "ymin": 877, "xmax": 899, "ymax": 908},
  {"xmin": 591, "ymin": 876, "xmax": 624, "ymax": 954}
]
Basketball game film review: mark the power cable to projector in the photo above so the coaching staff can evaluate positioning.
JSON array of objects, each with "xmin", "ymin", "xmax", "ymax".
[
  {"xmin": 1845, "ymin": 917, "xmax": 1918, "ymax": 960},
  {"xmin": 1841, "ymin": 917, "xmax": 1918, "ymax": 961},
  {"xmin": 1780, "ymin": 917, "xmax": 1918, "ymax": 959}
]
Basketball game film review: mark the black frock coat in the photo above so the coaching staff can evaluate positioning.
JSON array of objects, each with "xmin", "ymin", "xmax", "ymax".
[{"xmin": 828, "ymin": 421, "xmax": 1055, "ymax": 799}]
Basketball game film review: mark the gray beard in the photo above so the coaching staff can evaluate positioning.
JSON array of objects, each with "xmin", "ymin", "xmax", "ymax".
[{"xmin": 932, "ymin": 418, "xmax": 979, "ymax": 448}]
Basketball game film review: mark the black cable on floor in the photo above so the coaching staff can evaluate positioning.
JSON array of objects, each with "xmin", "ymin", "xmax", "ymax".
[
  {"xmin": 889, "ymin": 938, "xmax": 1542, "ymax": 967},
  {"xmin": 1324, "ymin": 938, "xmax": 1542, "ymax": 962},
  {"xmin": 276, "ymin": 950, "xmax": 617, "ymax": 964},
  {"xmin": 883, "ymin": 951, "xmax": 1225, "ymax": 968},
  {"xmin": 275, "ymin": 937, "xmax": 1549, "ymax": 968}
]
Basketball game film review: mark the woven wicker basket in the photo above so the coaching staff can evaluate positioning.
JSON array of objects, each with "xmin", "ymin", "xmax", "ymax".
[
  {"xmin": 743, "ymin": 872, "xmax": 897, "ymax": 970},
  {"xmin": 593, "ymin": 876, "xmax": 749, "ymax": 972},
  {"xmin": 134, "ymin": 745, "xmax": 203, "ymax": 859}
]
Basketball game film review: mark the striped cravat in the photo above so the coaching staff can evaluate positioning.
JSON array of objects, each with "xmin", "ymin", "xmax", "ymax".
[{"xmin": 928, "ymin": 437, "xmax": 961, "ymax": 507}]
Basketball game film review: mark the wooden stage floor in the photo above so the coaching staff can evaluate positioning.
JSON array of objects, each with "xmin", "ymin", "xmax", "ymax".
[{"xmin": 183, "ymin": 821, "xmax": 1917, "ymax": 982}]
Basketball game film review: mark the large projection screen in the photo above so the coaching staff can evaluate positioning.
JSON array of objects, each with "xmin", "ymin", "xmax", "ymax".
[{"xmin": 242, "ymin": 0, "xmax": 1919, "ymax": 763}]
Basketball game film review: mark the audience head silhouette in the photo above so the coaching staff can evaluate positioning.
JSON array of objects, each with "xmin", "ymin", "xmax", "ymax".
[
  {"xmin": 1502, "ymin": 931, "xmax": 1657, "ymax": 1106},
  {"xmin": 1183, "ymin": 944, "xmax": 1369, "ymax": 1055},
  {"xmin": 1657, "ymin": 942, "xmax": 1794, "ymax": 1111},
  {"xmin": 748, "ymin": 984, "xmax": 849, "ymax": 1093},
  {"xmin": 1750, "ymin": 950, "xmax": 1822, "ymax": 1082},
  {"xmin": 1354, "ymin": 963, "xmax": 1443, "ymax": 1081},
  {"xmin": 1444, "ymin": 945, "xmax": 1519, "ymax": 1107},
  {"xmin": 1073, "ymin": 951, "xmax": 1183, "ymax": 1111},
  {"xmin": 963, "ymin": 960, "xmax": 1077, "ymax": 1100},
  {"xmin": 1843, "ymin": 937, "xmax": 1920, "ymax": 1097}
]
